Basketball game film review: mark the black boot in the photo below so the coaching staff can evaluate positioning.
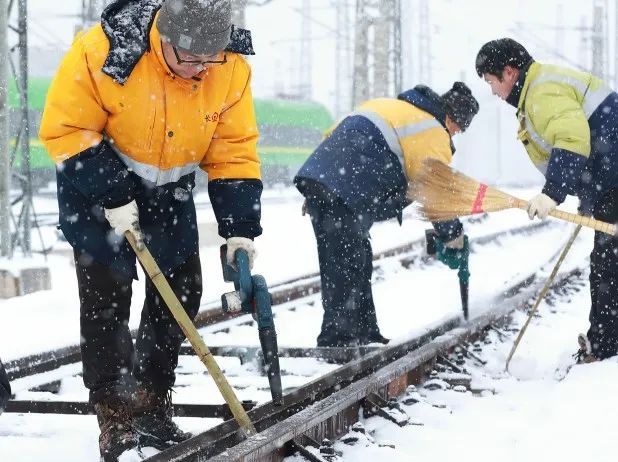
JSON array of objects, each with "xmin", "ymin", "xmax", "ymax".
[
  {"xmin": 94, "ymin": 396, "xmax": 139, "ymax": 462},
  {"xmin": 359, "ymin": 333, "xmax": 390, "ymax": 346},
  {"xmin": 133, "ymin": 387, "xmax": 192, "ymax": 450}
]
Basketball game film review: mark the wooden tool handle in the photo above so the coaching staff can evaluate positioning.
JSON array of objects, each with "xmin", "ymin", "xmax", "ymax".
[
  {"xmin": 514, "ymin": 199, "xmax": 616, "ymax": 236},
  {"xmin": 505, "ymin": 225, "xmax": 582, "ymax": 371},
  {"xmin": 125, "ymin": 232, "xmax": 257, "ymax": 437},
  {"xmin": 549, "ymin": 209, "xmax": 616, "ymax": 235}
]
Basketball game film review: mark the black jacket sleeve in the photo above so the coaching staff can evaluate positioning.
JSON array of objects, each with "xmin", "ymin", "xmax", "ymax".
[
  {"xmin": 542, "ymin": 147, "xmax": 588, "ymax": 204},
  {"xmin": 208, "ymin": 179, "xmax": 263, "ymax": 239},
  {"xmin": 59, "ymin": 140, "xmax": 137, "ymax": 208}
]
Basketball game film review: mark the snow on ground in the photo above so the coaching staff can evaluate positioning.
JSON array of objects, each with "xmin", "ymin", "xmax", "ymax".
[
  {"xmin": 285, "ymin": 232, "xmax": 613, "ymax": 462},
  {"xmin": 0, "ymin": 188, "xmax": 595, "ymax": 461},
  {"xmin": 0, "ymin": 186, "xmax": 554, "ymax": 361}
]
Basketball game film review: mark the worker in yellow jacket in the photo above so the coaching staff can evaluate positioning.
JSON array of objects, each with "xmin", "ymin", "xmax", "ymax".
[
  {"xmin": 39, "ymin": 0, "xmax": 261, "ymax": 459},
  {"xmin": 295, "ymin": 83, "xmax": 479, "ymax": 347},
  {"xmin": 476, "ymin": 38, "xmax": 618, "ymax": 363}
]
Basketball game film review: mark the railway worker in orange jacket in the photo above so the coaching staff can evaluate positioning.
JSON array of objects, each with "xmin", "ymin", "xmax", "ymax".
[
  {"xmin": 39, "ymin": 0, "xmax": 262, "ymax": 459},
  {"xmin": 295, "ymin": 83, "xmax": 479, "ymax": 347}
]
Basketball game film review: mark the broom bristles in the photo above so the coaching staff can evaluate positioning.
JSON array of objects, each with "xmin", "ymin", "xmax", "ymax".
[{"xmin": 413, "ymin": 158, "xmax": 521, "ymax": 221}]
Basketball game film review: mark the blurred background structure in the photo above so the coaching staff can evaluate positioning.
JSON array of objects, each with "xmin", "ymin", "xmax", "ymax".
[{"xmin": 1, "ymin": 0, "xmax": 616, "ymax": 258}]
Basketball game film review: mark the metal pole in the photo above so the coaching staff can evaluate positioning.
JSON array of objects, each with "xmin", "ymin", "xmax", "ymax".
[
  {"xmin": 0, "ymin": 0, "xmax": 10, "ymax": 257},
  {"xmin": 592, "ymin": 1, "xmax": 604, "ymax": 78},
  {"xmin": 373, "ymin": 0, "xmax": 391, "ymax": 98},
  {"xmin": 392, "ymin": 0, "xmax": 402, "ymax": 95},
  {"xmin": 17, "ymin": 0, "xmax": 30, "ymax": 254},
  {"xmin": 352, "ymin": 0, "xmax": 370, "ymax": 106},
  {"xmin": 299, "ymin": 0, "xmax": 312, "ymax": 99},
  {"xmin": 418, "ymin": 0, "xmax": 431, "ymax": 84},
  {"xmin": 505, "ymin": 225, "xmax": 582, "ymax": 371}
]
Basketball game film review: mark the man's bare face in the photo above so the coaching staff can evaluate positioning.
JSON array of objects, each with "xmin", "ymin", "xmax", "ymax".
[{"xmin": 482, "ymin": 66, "xmax": 519, "ymax": 100}]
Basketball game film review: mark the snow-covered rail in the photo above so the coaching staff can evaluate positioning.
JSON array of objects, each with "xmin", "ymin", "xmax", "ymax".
[
  {"xmin": 2, "ymin": 218, "xmax": 582, "ymax": 462},
  {"xmin": 147, "ymin": 265, "xmax": 584, "ymax": 462},
  {"xmin": 4, "ymin": 219, "xmax": 550, "ymax": 384}
]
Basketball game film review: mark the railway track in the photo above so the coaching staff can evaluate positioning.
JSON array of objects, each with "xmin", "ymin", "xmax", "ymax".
[{"xmin": 2, "ymin": 219, "xmax": 580, "ymax": 461}]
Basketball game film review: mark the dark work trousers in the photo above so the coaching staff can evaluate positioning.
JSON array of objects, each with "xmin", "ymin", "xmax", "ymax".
[
  {"xmin": 305, "ymin": 194, "xmax": 382, "ymax": 347},
  {"xmin": 587, "ymin": 188, "xmax": 618, "ymax": 359},
  {"xmin": 0, "ymin": 357, "xmax": 10, "ymax": 412},
  {"xmin": 75, "ymin": 251, "xmax": 202, "ymax": 404}
]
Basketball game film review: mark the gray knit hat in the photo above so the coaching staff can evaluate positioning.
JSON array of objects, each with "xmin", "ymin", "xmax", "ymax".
[
  {"xmin": 157, "ymin": 0, "xmax": 232, "ymax": 55},
  {"xmin": 441, "ymin": 82, "xmax": 480, "ymax": 132}
]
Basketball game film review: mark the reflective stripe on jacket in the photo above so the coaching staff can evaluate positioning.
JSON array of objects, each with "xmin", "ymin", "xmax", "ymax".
[
  {"xmin": 352, "ymin": 98, "xmax": 452, "ymax": 181},
  {"xmin": 295, "ymin": 87, "xmax": 462, "ymax": 241}
]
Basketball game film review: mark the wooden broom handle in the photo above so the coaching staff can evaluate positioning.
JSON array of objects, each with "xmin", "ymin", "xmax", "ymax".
[
  {"xmin": 513, "ymin": 199, "xmax": 617, "ymax": 236},
  {"xmin": 124, "ymin": 232, "xmax": 257, "ymax": 437}
]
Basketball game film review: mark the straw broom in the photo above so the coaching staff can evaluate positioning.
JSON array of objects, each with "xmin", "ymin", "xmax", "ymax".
[{"xmin": 413, "ymin": 159, "xmax": 617, "ymax": 236}]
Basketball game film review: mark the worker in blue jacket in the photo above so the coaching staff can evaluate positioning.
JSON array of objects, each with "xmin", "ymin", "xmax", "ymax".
[{"xmin": 295, "ymin": 82, "xmax": 479, "ymax": 347}]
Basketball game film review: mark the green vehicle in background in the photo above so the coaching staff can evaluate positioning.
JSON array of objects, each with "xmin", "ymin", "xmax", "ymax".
[{"xmin": 9, "ymin": 78, "xmax": 334, "ymax": 188}]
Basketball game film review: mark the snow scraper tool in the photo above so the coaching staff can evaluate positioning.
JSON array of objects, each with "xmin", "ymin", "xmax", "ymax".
[
  {"xmin": 125, "ymin": 232, "xmax": 256, "ymax": 437},
  {"xmin": 425, "ymin": 229, "xmax": 470, "ymax": 320},
  {"xmin": 220, "ymin": 245, "xmax": 283, "ymax": 406}
]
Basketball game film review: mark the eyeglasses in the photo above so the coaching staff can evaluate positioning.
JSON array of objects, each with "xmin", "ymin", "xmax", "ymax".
[{"xmin": 172, "ymin": 46, "xmax": 227, "ymax": 66}]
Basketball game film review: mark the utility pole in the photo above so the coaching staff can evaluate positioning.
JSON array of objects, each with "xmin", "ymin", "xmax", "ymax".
[
  {"xmin": 299, "ymin": 0, "xmax": 312, "ymax": 99},
  {"xmin": 592, "ymin": 0, "xmax": 606, "ymax": 79},
  {"xmin": 0, "ymin": 0, "xmax": 9, "ymax": 257},
  {"xmin": 579, "ymin": 15, "xmax": 589, "ymax": 73},
  {"xmin": 417, "ymin": 0, "xmax": 431, "ymax": 84},
  {"xmin": 555, "ymin": 1, "xmax": 564, "ymax": 58},
  {"xmin": 373, "ymin": 1, "xmax": 391, "ymax": 98},
  {"xmin": 333, "ymin": 0, "xmax": 352, "ymax": 116},
  {"xmin": 392, "ymin": 0, "xmax": 402, "ymax": 95},
  {"xmin": 17, "ymin": 0, "xmax": 31, "ymax": 254},
  {"xmin": 352, "ymin": 0, "xmax": 370, "ymax": 106}
]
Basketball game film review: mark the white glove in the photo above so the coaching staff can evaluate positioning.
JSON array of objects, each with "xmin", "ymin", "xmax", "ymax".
[
  {"xmin": 226, "ymin": 237, "xmax": 256, "ymax": 270},
  {"xmin": 445, "ymin": 233, "xmax": 465, "ymax": 249},
  {"xmin": 104, "ymin": 200, "xmax": 144, "ymax": 250},
  {"xmin": 527, "ymin": 193, "xmax": 558, "ymax": 220}
]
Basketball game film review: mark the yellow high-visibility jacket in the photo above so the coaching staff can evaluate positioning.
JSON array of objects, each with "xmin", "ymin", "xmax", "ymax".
[
  {"xmin": 516, "ymin": 61, "xmax": 618, "ymax": 212},
  {"xmin": 296, "ymin": 86, "xmax": 462, "ymax": 239},
  {"xmin": 38, "ymin": 11, "xmax": 262, "ymax": 278},
  {"xmin": 353, "ymin": 97, "xmax": 453, "ymax": 183},
  {"xmin": 40, "ymin": 16, "xmax": 260, "ymax": 184}
]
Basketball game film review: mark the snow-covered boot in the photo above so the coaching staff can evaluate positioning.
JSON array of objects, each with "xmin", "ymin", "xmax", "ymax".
[
  {"xmin": 575, "ymin": 333, "xmax": 598, "ymax": 364},
  {"xmin": 133, "ymin": 387, "xmax": 192, "ymax": 450},
  {"xmin": 94, "ymin": 396, "xmax": 139, "ymax": 462}
]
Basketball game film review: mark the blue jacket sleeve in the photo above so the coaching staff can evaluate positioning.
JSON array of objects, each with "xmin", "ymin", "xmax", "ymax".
[
  {"xmin": 208, "ymin": 179, "xmax": 263, "ymax": 239},
  {"xmin": 58, "ymin": 140, "xmax": 137, "ymax": 208},
  {"xmin": 432, "ymin": 218, "xmax": 463, "ymax": 243},
  {"xmin": 542, "ymin": 147, "xmax": 587, "ymax": 204}
]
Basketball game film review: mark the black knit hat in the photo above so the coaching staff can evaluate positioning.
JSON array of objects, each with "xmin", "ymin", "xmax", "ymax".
[
  {"xmin": 441, "ymin": 82, "xmax": 479, "ymax": 132},
  {"xmin": 475, "ymin": 38, "xmax": 533, "ymax": 77}
]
